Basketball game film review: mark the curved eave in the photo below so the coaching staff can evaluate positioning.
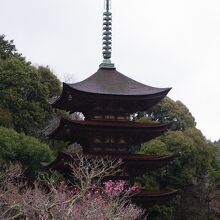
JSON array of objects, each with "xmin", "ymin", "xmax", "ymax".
[
  {"xmin": 121, "ymin": 154, "xmax": 175, "ymax": 171},
  {"xmin": 47, "ymin": 118, "xmax": 67, "ymax": 139},
  {"xmin": 132, "ymin": 189, "xmax": 178, "ymax": 207},
  {"xmin": 65, "ymin": 83, "xmax": 171, "ymax": 98},
  {"xmin": 50, "ymin": 85, "xmax": 67, "ymax": 108},
  {"xmin": 47, "ymin": 118, "xmax": 171, "ymax": 142},
  {"xmin": 51, "ymin": 82, "xmax": 171, "ymax": 111},
  {"xmin": 47, "ymin": 152, "xmax": 175, "ymax": 173},
  {"xmin": 67, "ymin": 68, "xmax": 171, "ymax": 96}
]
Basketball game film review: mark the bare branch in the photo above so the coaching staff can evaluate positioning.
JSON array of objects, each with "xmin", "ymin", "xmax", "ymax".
[
  {"xmin": 69, "ymin": 154, "xmax": 122, "ymax": 190},
  {"xmin": 0, "ymin": 158, "xmax": 144, "ymax": 220}
]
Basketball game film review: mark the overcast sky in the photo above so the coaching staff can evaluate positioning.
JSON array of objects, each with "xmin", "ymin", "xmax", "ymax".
[{"xmin": 1, "ymin": 0, "xmax": 220, "ymax": 141}]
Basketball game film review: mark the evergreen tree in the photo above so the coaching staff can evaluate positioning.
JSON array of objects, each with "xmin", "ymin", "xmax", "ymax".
[
  {"xmin": 138, "ymin": 97, "xmax": 218, "ymax": 220},
  {"xmin": 0, "ymin": 35, "xmax": 61, "ymax": 137}
]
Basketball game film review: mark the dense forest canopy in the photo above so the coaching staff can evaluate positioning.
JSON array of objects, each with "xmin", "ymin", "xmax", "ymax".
[
  {"xmin": 0, "ymin": 126, "xmax": 54, "ymax": 173},
  {"xmin": 0, "ymin": 35, "xmax": 62, "ymax": 175},
  {"xmin": 0, "ymin": 35, "xmax": 61, "ymax": 136},
  {"xmin": 138, "ymin": 97, "xmax": 219, "ymax": 219},
  {"xmin": 0, "ymin": 34, "xmax": 219, "ymax": 220}
]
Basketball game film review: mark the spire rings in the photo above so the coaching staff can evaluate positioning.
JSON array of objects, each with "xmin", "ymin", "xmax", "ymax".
[{"xmin": 102, "ymin": 10, "xmax": 112, "ymax": 60}]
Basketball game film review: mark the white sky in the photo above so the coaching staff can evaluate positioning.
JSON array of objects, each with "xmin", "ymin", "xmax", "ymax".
[{"xmin": 1, "ymin": 0, "xmax": 220, "ymax": 141}]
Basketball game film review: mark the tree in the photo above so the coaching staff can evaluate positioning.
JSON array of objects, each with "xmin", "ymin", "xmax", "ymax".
[
  {"xmin": 0, "ymin": 156, "xmax": 144, "ymax": 220},
  {"xmin": 138, "ymin": 97, "xmax": 196, "ymax": 131},
  {"xmin": 140, "ymin": 139, "xmax": 168, "ymax": 156},
  {"xmin": 0, "ymin": 34, "xmax": 20, "ymax": 60},
  {"xmin": 138, "ymin": 97, "xmax": 217, "ymax": 220},
  {"xmin": 0, "ymin": 108, "xmax": 13, "ymax": 128},
  {"xmin": 38, "ymin": 66, "xmax": 61, "ymax": 99},
  {"xmin": 0, "ymin": 126, "xmax": 54, "ymax": 173},
  {"xmin": 0, "ymin": 36, "xmax": 61, "ymax": 136}
]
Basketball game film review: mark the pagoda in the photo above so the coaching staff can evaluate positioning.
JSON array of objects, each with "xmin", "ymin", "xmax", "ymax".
[{"xmin": 48, "ymin": 0, "xmax": 177, "ymax": 207}]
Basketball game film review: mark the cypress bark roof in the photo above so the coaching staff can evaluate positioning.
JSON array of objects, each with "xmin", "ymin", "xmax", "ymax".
[
  {"xmin": 48, "ymin": 118, "xmax": 171, "ymax": 145},
  {"xmin": 132, "ymin": 189, "xmax": 178, "ymax": 207},
  {"xmin": 66, "ymin": 68, "xmax": 171, "ymax": 96},
  {"xmin": 51, "ymin": 68, "xmax": 171, "ymax": 113}
]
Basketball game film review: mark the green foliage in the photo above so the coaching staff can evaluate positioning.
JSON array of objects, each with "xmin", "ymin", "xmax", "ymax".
[
  {"xmin": 38, "ymin": 66, "xmax": 61, "ymax": 98},
  {"xmin": 0, "ymin": 107, "xmax": 13, "ymax": 128},
  {"xmin": 212, "ymin": 145, "xmax": 220, "ymax": 167},
  {"xmin": 0, "ymin": 35, "xmax": 20, "ymax": 60},
  {"xmin": 0, "ymin": 38, "xmax": 61, "ymax": 136},
  {"xmin": 138, "ymin": 97, "xmax": 217, "ymax": 220},
  {"xmin": 148, "ymin": 201, "xmax": 179, "ymax": 220},
  {"xmin": 139, "ymin": 97, "xmax": 196, "ymax": 131},
  {"xmin": 162, "ymin": 129, "xmax": 214, "ymax": 188},
  {"xmin": 47, "ymin": 140, "xmax": 69, "ymax": 156},
  {"xmin": 0, "ymin": 35, "xmax": 64, "ymax": 177},
  {"xmin": 210, "ymin": 145, "xmax": 220, "ymax": 186},
  {"xmin": 140, "ymin": 139, "xmax": 168, "ymax": 156},
  {"xmin": 0, "ymin": 126, "xmax": 54, "ymax": 172},
  {"xmin": 137, "ymin": 116, "xmax": 158, "ymax": 124}
]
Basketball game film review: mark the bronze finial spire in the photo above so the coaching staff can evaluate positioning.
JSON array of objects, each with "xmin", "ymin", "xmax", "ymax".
[{"xmin": 99, "ymin": 0, "xmax": 115, "ymax": 68}]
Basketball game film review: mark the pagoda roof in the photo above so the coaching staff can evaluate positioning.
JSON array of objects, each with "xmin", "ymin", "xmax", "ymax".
[
  {"xmin": 51, "ymin": 68, "xmax": 171, "ymax": 112},
  {"xmin": 132, "ymin": 189, "xmax": 178, "ymax": 207},
  {"xmin": 51, "ymin": 118, "xmax": 171, "ymax": 128},
  {"xmin": 47, "ymin": 152, "xmax": 175, "ymax": 175},
  {"xmin": 48, "ymin": 118, "xmax": 171, "ymax": 147},
  {"xmin": 66, "ymin": 68, "xmax": 170, "ymax": 96}
]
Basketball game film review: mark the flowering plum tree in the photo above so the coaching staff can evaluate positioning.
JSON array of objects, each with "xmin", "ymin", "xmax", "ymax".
[{"xmin": 0, "ymin": 155, "xmax": 144, "ymax": 220}]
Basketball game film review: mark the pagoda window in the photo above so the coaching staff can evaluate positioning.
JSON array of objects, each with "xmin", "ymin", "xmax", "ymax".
[
  {"xmin": 118, "ymin": 138, "xmax": 126, "ymax": 144},
  {"xmin": 117, "ymin": 115, "xmax": 130, "ymax": 120},
  {"xmin": 117, "ymin": 116, "xmax": 126, "ymax": 120},
  {"xmin": 110, "ymin": 138, "xmax": 115, "ymax": 143},
  {"xmin": 94, "ymin": 115, "xmax": 103, "ymax": 120},
  {"xmin": 105, "ymin": 138, "xmax": 110, "ymax": 143},
  {"xmin": 94, "ymin": 138, "xmax": 102, "ymax": 143},
  {"xmin": 105, "ymin": 138, "xmax": 115, "ymax": 143},
  {"xmin": 104, "ymin": 115, "xmax": 115, "ymax": 120}
]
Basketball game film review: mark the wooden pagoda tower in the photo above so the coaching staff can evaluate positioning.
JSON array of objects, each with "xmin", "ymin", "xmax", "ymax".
[{"xmin": 48, "ymin": 0, "xmax": 177, "ymax": 207}]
